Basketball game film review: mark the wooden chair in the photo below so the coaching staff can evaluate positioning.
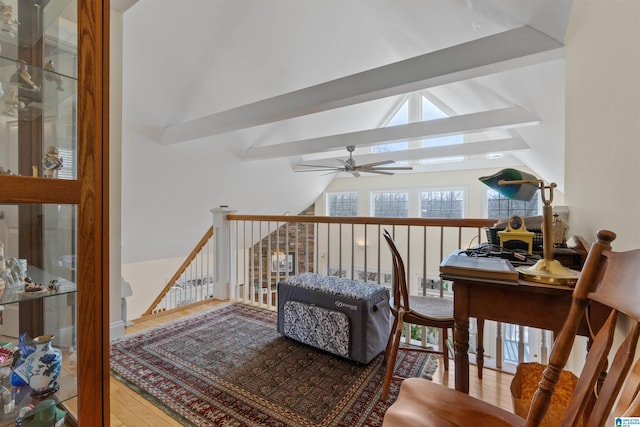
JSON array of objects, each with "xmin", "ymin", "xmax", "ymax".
[
  {"xmin": 383, "ymin": 229, "xmax": 640, "ymax": 426},
  {"xmin": 381, "ymin": 229, "xmax": 457, "ymax": 401}
]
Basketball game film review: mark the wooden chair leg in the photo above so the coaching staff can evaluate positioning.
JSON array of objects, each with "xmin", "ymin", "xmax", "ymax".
[
  {"xmin": 383, "ymin": 315, "xmax": 399, "ymax": 363},
  {"xmin": 442, "ymin": 326, "xmax": 449, "ymax": 371},
  {"xmin": 381, "ymin": 312, "xmax": 405, "ymax": 401}
]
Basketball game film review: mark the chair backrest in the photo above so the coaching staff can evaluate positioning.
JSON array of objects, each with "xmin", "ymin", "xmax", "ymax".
[
  {"xmin": 526, "ymin": 230, "xmax": 640, "ymax": 427},
  {"xmin": 383, "ymin": 229, "xmax": 411, "ymax": 312}
]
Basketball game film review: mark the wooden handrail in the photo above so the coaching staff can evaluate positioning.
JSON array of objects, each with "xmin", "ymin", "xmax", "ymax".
[
  {"xmin": 227, "ymin": 214, "xmax": 498, "ymax": 228},
  {"xmin": 142, "ymin": 226, "xmax": 214, "ymax": 316},
  {"xmin": 142, "ymin": 215, "xmax": 498, "ymax": 317}
]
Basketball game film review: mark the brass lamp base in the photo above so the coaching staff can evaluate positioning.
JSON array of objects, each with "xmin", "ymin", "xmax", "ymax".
[{"xmin": 516, "ymin": 259, "xmax": 580, "ymax": 286}]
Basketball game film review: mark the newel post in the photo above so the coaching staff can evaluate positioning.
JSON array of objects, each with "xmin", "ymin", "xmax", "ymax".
[{"xmin": 211, "ymin": 206, "xmax": 237, "ymax": 300}]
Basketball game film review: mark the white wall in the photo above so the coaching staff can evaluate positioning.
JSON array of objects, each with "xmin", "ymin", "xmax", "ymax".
[
  {"xmin": 109, "ymin": 10, "xmax": 125, "ymax": 339},
  {"xmin": 564, "ymin": 0, "xmax": 640, "ymax": 371},
  {"xmin": 565, "ymin": 0, "xmax": 640, "ymax": 251},
  {"xmin": 121, "ymin": 256, "xmax": 185, "ymax": 321}
]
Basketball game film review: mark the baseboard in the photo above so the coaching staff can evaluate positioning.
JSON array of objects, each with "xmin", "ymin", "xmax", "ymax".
[{"xmin": 110, "ymin": 320, "xmax": 126, "ymax": 340}]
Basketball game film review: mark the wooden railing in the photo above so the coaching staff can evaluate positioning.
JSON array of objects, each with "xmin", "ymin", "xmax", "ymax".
[
  {"xmin": 142, "ymin": 213, "xmax": 553, "ymax": 370},
  {"xmin": 226, "ymin": 214, "xmax": 496, "ymax": 310},
  {"xmin": 143, "ymin": 226, "xmax": 215, "ymax": 316}
]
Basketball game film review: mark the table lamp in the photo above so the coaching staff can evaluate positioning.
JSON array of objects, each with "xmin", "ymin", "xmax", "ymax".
[{"xmin": 479, "ymin": 168, "xmax": 579, "ymax": 285}]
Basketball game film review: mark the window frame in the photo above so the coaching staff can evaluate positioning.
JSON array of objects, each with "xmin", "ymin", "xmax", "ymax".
[
  {"xmin": 418, "ymin": 186, "xmax": 466, "ymax": 219},
  {"xmin": 370, "ymin": 190, "xmax": 410, "ymax": 218},
  {"xmin": 485, "ymin": 188, "xmax": 540, "ymax": 218},
  {"xmin": 325, "ymin": 191, "xmax": 359, "ymax": 217}
]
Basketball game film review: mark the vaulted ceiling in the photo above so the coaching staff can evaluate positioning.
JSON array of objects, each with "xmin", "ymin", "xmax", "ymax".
[{"xmin": 120, "ymin": 0, "xmax": 573, "ymax": 263}]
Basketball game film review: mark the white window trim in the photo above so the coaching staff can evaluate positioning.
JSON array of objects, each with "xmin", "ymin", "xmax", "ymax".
[
  {"xmin": 326, "ymin": 191, "xmax": 359, "ymax": 216},
  {"xmin": 418, "ymin": 185, "xmax": 467, "ymax": 218},
  {"xmin": 369, "ymin": 189, "xmax": 411, "ymax": 217},
  {"xmin": 483, "ymin": 187, "xmax": 541, "ymax": 218}
]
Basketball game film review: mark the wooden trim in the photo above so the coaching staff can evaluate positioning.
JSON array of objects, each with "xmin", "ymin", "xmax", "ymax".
[
  {"xmin": 143, "ymin": 226, "xmax": 215, "ymax": 316},
  {"xmin": 0, "ymin": 176, "xmax": 81, "ymax": 204},
  {"xmin": 77, "ymin": 0, "xmax": 109, "ymax": 425},
  {"xmin": 227, "ymin": 214, "xmax": 497, "ymax": 228},
  {"xmin": 139, "ymin": 297, "xmax": 220, "ymax": 322}
]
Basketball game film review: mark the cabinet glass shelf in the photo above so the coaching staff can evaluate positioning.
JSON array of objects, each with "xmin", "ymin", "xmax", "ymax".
[
  {"xmin": 0, "ymin": 200, "xmax": 77, "ymax": 425},
  {"xmin": 0, "ymin": 265, "xmax": 76, "ymax": 306},
  {"xmin": 0, "ymin": 54, "xmax": 78, "ymax": 179},
  {"xmin": 0, "ymin": 314, "xmax": 77, "ymax": 426},
  {"xmin": 0, "ymin": 0, "xmax": 78, "ymax": 80},
  {"xmin": 0, "ymin": 269, "xmax": 77, "ymax": 426}
]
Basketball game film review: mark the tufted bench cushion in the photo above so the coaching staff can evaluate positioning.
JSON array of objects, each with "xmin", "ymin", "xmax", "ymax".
[{"xmin": 277, "ymin": 272, "xmax": 391, "ymax": 364}]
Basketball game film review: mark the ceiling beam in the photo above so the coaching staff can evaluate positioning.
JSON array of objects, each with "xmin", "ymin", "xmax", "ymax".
[
  {"xmin": 243, "ymin": 106, "xmax": 538, "ymax": 160},
  {"xmin": 331, "ymin": 137, "xmax": 530, "ymax": 167},
  {"xmin": 160, "ymin": 25, "xmax": 562, "ymax": 145},
  {"xmin": 292, "ymin": 137, "xmax": 529, "ymax": 169}
]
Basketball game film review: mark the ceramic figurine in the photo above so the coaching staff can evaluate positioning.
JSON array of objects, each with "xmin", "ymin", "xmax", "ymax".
[
  {"xmin": 0, "ymin": 4, "xmax": 18, "ymax": 38},
  {"xmin": 43, "ymin": 60, "xmax": 63, "ymax": 91},
  {"xmin": 47, "ymin": 279, "xmax": 59, "ymax": 292},
  {"xmin": 12, "ymin": 335, "xmax": 62, "ymax": 398},
  {"xmin": 11, "ymin": 60, "xmax": 39, "ymax": 90},
  {"xmin": 553, "ymin": 213, "xmax": 569, "ymax": 246},
  {"xmin": 2, "ymin": 85, "xmax": 19, "ymax": 116},
  {"xmin": 0, "ymin": 257, "xmax": 24, "ymax": 289},
  {"xmin": 10, "ymin": 333, "xmax": 35, "ymax": 387},
  {"xmin": 42, "ymin": 146, "xmax": 63, "ymax": 178}
]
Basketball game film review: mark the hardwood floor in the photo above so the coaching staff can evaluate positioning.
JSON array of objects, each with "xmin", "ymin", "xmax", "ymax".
[{"xmin": 110, "ymin": 300, "xmax": 515, "ymax": 426}]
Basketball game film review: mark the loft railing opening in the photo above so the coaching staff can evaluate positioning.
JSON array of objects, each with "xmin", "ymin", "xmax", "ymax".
[
  {"xmin": 142, "ymin": 211, "xmax": 554, "ymax": 373},
  {"xmin": 143, "ymin": 226, "xmax": 216, "ymax": 316}
]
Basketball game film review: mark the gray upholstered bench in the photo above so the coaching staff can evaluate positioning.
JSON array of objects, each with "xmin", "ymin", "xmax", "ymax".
[{"xmin": 277, "ymin": 272, "xmax": 391, "ymax": 364}]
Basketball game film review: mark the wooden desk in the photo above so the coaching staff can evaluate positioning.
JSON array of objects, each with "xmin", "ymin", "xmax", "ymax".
[{"xmin": 442, "ymin": 270, "xmax": 608, "ymax": 394}]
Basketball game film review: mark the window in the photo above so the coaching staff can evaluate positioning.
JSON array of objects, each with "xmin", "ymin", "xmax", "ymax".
[
  {"xmin": 420, "ymin": 190, "xmax": 463, "ymax": 218},
  {"xmin": 57, "ymin": 147, "xmax": 76, "ymax": 180},
  {"xmin": 371, "ymin": 92, "xmax": 464, "ymax": 165},
  {"xmin": 420, "ymin": 95, "xmax": 464, "ymax": 164},
  {"xmin": 371, "ymin": 192, "xmax": 409, "ymax": 217},
  {"xmin": 373, "ymin": 99, "xmax": 409, "ymax": 155},
  {"xmin": 326, "ymin": 192, "xmax": 358, "ymax": 216},
  {"xmin": 487, "ymin": 189, "xmax": 539, "ymax": 218}
]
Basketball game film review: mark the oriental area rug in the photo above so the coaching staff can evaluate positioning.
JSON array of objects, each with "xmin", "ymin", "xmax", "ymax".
[{"xmin": 110, "ymin": 303, "xmax": 436, "ymax": 426}]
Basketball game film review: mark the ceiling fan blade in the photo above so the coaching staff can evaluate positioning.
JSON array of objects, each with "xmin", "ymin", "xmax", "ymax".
[
  {"xmin": 296, "ymin": 163, "xmax": 342, "ymax": 169},
  {"xmin": 350, "ymin": 171, "xmax": 361, "ymax": 177},
  {"xmin": 356, "ymin": 160, "xmax": 395, "ymax": 169},
  {"xmin": 362, "ymin": 170, "xmax": 395, "ymax": 175},
  {"xmin": 364, "ymin": 166, "xmax": 414, "ymax": 171},
  {"xmin": 294, "ymin": 167, "xmax": 342, "ymax": 172}
]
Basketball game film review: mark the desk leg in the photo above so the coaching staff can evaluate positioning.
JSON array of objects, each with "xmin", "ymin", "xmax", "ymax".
[
  {"xmin": 454, "ymin": 318, "xmax": 470, "ymax": 393},
  {"xmin": 476, "ymin": 318, "xmax": 484, "ymax": 380}
]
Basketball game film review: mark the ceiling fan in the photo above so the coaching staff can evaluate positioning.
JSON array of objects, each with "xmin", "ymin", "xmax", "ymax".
[{"xmin": 294, "ymin": 146, "xmax": 413, "ymax": 177}]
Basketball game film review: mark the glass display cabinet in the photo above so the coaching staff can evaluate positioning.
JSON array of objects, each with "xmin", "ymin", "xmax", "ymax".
[{"xmin": 0, "ymin": 0, "xmax": 108, "ymax": 425}]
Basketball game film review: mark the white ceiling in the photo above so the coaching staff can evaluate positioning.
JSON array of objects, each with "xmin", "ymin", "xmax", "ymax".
[{"xmin": 120, "ymin": 0, "xmax": 573, "ymax": 263}]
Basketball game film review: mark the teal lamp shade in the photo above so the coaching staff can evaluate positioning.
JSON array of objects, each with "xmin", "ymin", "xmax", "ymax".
[{"xmin": 479, "ymin": 168, "xmax": 539, "ymax": 201}]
